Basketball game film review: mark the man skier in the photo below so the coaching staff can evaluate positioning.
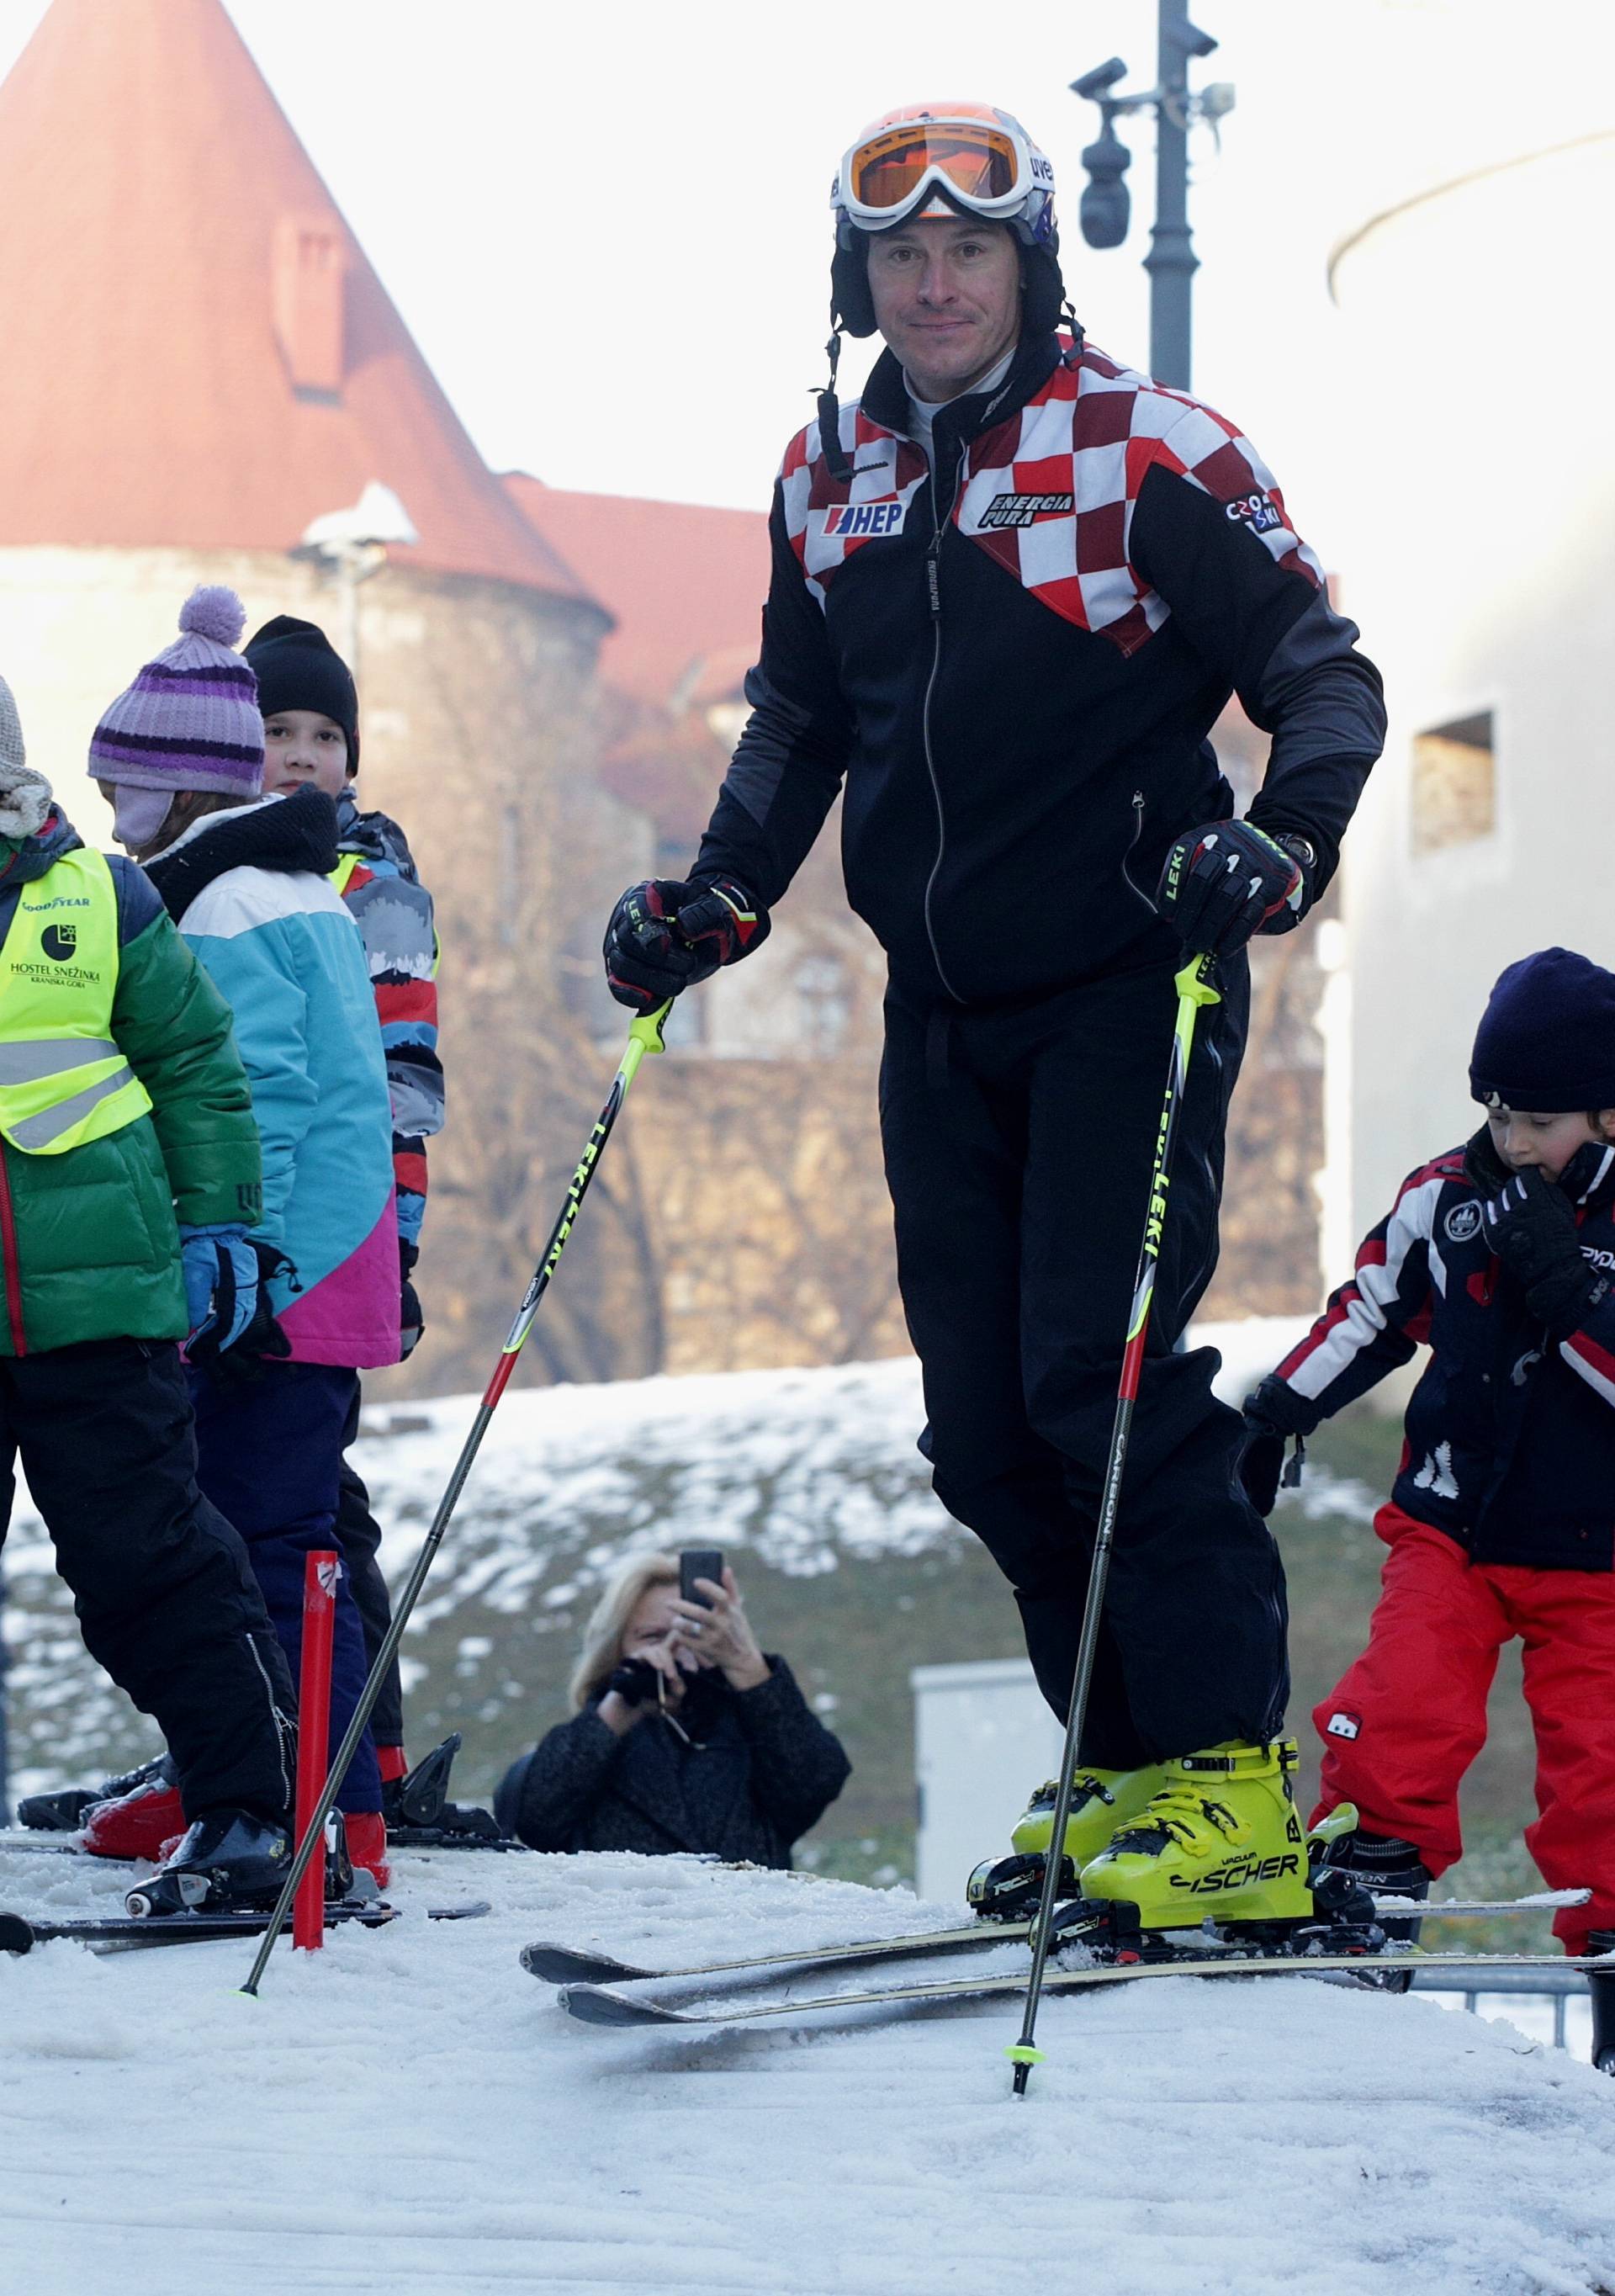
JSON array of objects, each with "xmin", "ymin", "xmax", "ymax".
[{"xmin": 602, "ymin": 102, "xmax": 1385, "ymax": 1927}]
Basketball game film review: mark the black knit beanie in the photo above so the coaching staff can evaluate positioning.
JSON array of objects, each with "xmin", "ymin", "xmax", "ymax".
[
  {"xmin": 1469, "ymin": 947, "xmax": 1615, "ymax": 1112},
  {"xmin": 244, "ymin": 615, "xmax": 359, "ymax": 773}
]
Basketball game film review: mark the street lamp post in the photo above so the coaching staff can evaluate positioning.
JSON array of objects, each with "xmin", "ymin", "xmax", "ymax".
[
  {"xmin": 1072, "ymin": 2, "xmax": 1236, "ymax": 390},
  {"xmin": 293, "ymin": 481, "xmax": 418, "ymax": 687}
]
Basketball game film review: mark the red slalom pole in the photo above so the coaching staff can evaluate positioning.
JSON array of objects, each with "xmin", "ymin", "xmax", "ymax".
[{"xmin": 293, "ymin": 1551, "xmax": 339, "ymax": 1952}]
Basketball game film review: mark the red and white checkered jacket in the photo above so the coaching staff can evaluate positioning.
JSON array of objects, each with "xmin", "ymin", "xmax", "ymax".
[
  {"xmin": 780, "ymin": 340, "xmax": 1325, "ymax": 651},
  {"xmin": 694, "ymin": 329, "xmax": 1383, "ymax": 1006}
]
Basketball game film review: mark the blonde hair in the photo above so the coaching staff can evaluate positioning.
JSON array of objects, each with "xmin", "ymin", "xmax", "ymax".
[{"xmin": 569, "ymin": 1550, "xmax": 680, "ymax": 1710}]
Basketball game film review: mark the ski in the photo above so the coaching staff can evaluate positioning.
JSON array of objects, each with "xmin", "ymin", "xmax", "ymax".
[
  {"xmin": 0, "ymin": 1899, "xmax": 491, "ymax": 1954},
  {"xmin": 520, "ymin": 1890, "xmax": 1591, "ymax": 1988},
  {"xmin": 557, "ymin": 1946, "xmax": 1615, "ymax": 2030}
]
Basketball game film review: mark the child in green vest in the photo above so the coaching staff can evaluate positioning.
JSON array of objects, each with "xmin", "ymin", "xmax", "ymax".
[{"xmin": 0, "ymin": 667, "xmax": 299, "ymax": 1909}]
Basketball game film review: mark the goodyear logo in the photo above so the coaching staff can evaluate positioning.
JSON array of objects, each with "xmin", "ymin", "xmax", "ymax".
[{"xmin": 824, "ymin": 500, "xmax": 907, "ymax": 539}]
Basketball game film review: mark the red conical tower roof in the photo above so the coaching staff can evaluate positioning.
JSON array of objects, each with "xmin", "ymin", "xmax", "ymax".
[{"xmin": 0, "ymin": 0, "xmax": 595, "ymax": 602}]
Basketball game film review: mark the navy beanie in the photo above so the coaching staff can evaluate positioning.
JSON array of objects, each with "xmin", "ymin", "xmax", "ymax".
[
  {"xmin": 1469, "ymin": 947, "xmax": 1615, "ymax": 1112},
  {"xmin": 244, "ymin": 615, "xmax": 359, "ymax": 772}
]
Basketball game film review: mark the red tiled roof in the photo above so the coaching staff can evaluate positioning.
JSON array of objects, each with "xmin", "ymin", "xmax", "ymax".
[
  {"xmin": 0, "ymin": 0, "xmax": 599, "ymax": 605},
  {"xmin": 503, "ymin": 476, "xmax": 767, "ymax": 708}
]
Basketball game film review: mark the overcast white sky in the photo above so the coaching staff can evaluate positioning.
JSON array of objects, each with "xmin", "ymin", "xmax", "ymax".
[{"xmin": 0, "ymin": 0, "xmax": 1609, "ymax": 554}]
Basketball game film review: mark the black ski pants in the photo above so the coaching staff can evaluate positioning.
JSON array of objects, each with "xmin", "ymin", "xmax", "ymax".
[
  {"xmin": 880, "ymin": 952, "xmax": 1289, "ymax": 1768},
  {"xmin": 336, "ymin": 1379, "xmax": 404, "ymax": 1752},
  {"xmin": 0, "ymin": 1339, "xmax": 294, "ymax": 1822}
]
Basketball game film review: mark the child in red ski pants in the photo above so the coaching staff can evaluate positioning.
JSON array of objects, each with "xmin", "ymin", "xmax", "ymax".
[
  {"xmin": 1238, "ymin": 947, "xmax": 1615, "ymax": 1956},
  {"xmin": 1314, "ymin": 1505, "xmax": 1615, "ymax": 1953}
]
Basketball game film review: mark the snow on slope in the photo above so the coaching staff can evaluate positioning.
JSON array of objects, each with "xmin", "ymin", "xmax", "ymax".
[
  {"xmin": 0, "ymin": 1319, "xmax": 1346, "ymax": 1802},
  {"xmin": 0, "ymin": 1842, "xmax": 1612, "ymax": 2296}
]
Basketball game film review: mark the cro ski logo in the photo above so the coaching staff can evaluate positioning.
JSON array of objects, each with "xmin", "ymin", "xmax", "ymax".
[
  {"xmin": 823, "ymin": 500, "xmax": 908, "ymax": 539},
  {"xmin": 1445, "ymin": 1201, "xmax": 1482, "ymax": 1243}
]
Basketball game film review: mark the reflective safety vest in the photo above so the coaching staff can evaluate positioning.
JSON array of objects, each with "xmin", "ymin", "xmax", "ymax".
[{"xmin": 0, "ymin": 847, "xmax": 152, "ymax": 1153}]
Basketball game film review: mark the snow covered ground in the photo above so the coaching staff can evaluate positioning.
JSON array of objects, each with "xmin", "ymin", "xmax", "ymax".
[
  {"xmin": 2, "ymin": 1840, "xmax": 1612, "ymax": 2296},
  {"xmin": 1, "ymin": 1322, "xmax": 1322, "ymax": 1806}
]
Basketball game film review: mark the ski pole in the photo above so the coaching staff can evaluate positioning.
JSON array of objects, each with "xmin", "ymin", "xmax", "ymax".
[
  {"xmin": 239, "ymin": 1002, "xmax": 670, "ymax": 1996},
  {"xmin": 1006, "ymin": 952, "xmax": 1221, "ymax": 2097}
]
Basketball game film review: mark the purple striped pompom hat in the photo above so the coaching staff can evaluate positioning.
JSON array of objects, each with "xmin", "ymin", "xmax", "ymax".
[{"xmin": 89, "ymin": 586, "xmax": 264, "ymax": 795}]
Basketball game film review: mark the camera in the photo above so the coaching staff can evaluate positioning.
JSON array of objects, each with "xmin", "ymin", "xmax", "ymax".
[{"xmin": 1070, "ymin": 56, "xmax": 1127, "ymax": 102}]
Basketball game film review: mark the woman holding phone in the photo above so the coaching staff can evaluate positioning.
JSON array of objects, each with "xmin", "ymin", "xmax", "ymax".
[{"xmin": 494, "ymin": 1551, "xmax": 851, "ymax": 1864}]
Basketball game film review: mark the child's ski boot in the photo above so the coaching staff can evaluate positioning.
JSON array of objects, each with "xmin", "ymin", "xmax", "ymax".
[
  {"xmin": 966, "ymin": 1765, "xmax": 1165, "ymax": 1921},
  {"xmin": 18, "ymin": 1751, "xmax": 176, "ymax": 1835},
  {"xmin": 124, "ymin": 1810, "xmax": 292, "ymax": 1917},
  {"xmin": 1078, "ymin": 1740, "xmax": 1314, "ymax": 1935},
  {"xmin": 1307, "ymin": 1806, "xmax": 1430, "ymax": 1940},
  {"xmin": 1589, "ymin": 1931, "xmax": 1615, "ymax": 2076},
  {"xmin": 81, "ymin": 1757, "xmax": 186, "ymax": 1862}
]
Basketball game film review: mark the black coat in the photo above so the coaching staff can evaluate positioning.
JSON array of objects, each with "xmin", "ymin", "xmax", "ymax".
[{"xmin": 494, "ymin": 1656, "xmax": 851, "ymax": 1867}]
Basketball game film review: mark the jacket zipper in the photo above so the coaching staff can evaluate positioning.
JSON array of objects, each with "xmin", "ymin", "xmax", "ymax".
[
  {"xmin": 0, "ymin": 1144, "xmax": 27, "ymax": 1357},
  {"xmin": 1120, "ymin": 790, "xmax": 1157, "ymax": 919},
  {"xmin": 920, "ymin": 453, "xmax": 970, "ymax": 1004}
]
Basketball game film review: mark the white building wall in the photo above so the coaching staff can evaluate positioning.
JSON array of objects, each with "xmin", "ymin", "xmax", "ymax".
[
  {"xmin": 911, "ymin": 1659, "xmax": 1063, "ymax": 1906},
  {"xmin": 1329, "ymin": 137, "xmax": 1615, "ymax": 1261}
]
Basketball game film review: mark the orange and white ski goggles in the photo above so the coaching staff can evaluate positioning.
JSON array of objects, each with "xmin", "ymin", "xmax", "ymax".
[{"xmin": 834, "ymin": 109, "xmax": 1046, "ymax": 233}]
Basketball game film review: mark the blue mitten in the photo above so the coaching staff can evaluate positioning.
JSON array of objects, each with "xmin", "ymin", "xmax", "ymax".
[{"xmin": 177, "ymin": 1223, "xmax": 259, "ymax": 1350}]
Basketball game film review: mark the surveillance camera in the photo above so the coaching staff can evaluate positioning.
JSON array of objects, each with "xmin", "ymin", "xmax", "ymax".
[
  {"xmin": 1173, "ymin": 18, "xmax": 1219, "ymax": 59},
  {"xmin": 1200, "ymin": 82, "xmax": 1236, "ymax": 120},
  {"xmin": 1079, "ymin": 124, "xmax": 1132, "ymax": 249},
  {"xmin": 1071, "ymin": 56, "xmax": 1127, "ymax": 102}
]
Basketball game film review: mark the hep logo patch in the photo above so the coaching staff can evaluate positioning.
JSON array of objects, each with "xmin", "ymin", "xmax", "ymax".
[
  {"xmin": 823, "ymin": 500, "xmax": 907, "ymax": 538},
  {"xmin": 40, "ymin": 924, "xmax": 77, "ymax": 962},
  {"xmin": 1444, "ymin": 1201, "xmax": 1483, "ymax": 1243},
  {"xmin": 978, "ymin": 490, "xmax": 1074, "ymax": 531},
  {"xmin": 1224, "ymin": 490, "xmax": 1284, "ymax": 536},
  {"xmin": 1325, "ymin": 1710, "xmax": 1362, "ymax": 1741}
]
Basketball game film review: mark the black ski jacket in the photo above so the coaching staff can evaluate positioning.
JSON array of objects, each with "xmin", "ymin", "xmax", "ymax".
[
  {"xmin": 694, "ymin": 329, "xmax": 1385, "ymax": 1005},
  {"xmin": 493, "ymin": 1656, "xmax": 851, "ymax": 1868},
  {"xmin": 1252, "ymin": 1133, "xmax": 1615, "ymax": 1570}
]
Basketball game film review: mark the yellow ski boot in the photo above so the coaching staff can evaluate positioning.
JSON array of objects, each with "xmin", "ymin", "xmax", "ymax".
[
  {"xmin": 966, "ymin": 1766, "xmax": 1166, "ymax": 1922},
  {"xmin": 1078, "ymin": 1740, "xmax": 1313, "ymax": 1930}
]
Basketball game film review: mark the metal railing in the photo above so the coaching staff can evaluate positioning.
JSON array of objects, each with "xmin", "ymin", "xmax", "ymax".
[{"xmin": 1412, "ymin": 1965, "xmax": 1585, "ymax": 2051}]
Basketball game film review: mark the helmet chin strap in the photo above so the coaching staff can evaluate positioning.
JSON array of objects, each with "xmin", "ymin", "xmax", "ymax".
[{"xmin": 816, "ymin": 323, "xmax": 853, "ymax": 482}]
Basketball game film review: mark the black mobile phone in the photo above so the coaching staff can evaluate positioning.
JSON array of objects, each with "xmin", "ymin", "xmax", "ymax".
[{"xmin": 680, "ymin": 1549, "xmax": 724, "ymax": 1609}]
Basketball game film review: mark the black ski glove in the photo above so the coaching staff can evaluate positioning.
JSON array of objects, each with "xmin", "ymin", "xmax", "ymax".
[
  {"xmin": 604, "ymin": 1657, "xmax": 661, "ymax": 1710},
  {"xmin": 602, "ymin": 876, "xmax": 769, "ymax": 1015},
  {"xmin": 1480, "ymin": 1154, "xmax": 1610, "ymax": 1339},
  {"xmin": 1155, "ymin": 819, "xmax": 1309, "ymax": 957},
  {"xmin": 1236, "ymin": 1376, "xmax": 1315, "ymax": 1517},
  {"xmin": 188, "ymin": 1239, "xmax": 295, "ymax": 1388},
  {"xmin": 399, "ymin": 1237, "xmax": 424, "ymax": 1361}
]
